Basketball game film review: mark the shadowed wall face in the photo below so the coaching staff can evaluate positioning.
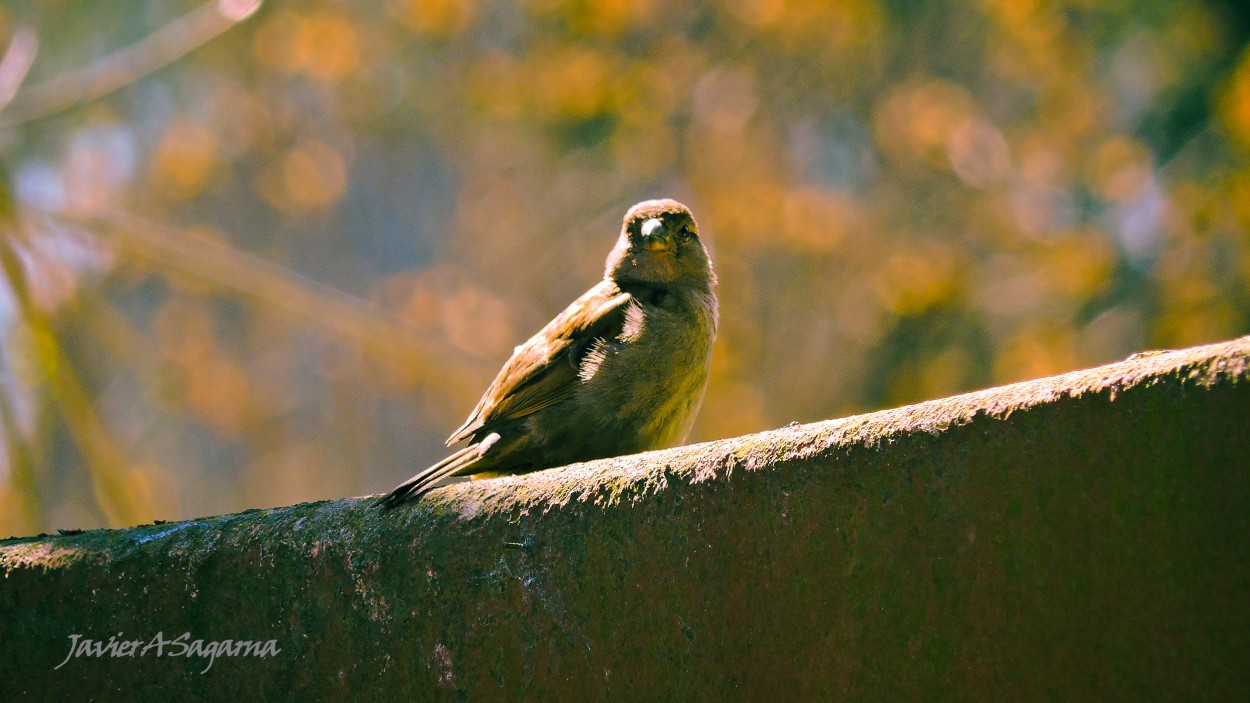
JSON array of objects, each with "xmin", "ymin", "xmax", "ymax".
[
  {"xmin": 1, "ymin": 339, "xmax": 1248, "ymax": 700},
  {"xmin": 3, "ymin": 0, "xmax": 1250, "ymax": 534}
]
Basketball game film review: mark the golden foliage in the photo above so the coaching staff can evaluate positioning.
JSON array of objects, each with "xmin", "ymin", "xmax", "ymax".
[{"xmin": 0, "ymin": 0, "xmax": 1247, "ymax": 532}]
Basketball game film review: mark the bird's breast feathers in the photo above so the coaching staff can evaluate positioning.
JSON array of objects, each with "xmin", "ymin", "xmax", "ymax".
[{"xmin": 572, "ymin": 286, "xmax": 717, "ymax": 448}]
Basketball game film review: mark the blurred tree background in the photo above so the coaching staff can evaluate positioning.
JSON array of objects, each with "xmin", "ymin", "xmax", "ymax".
[{"xmin": 0, "ymin": 0, "xmax": 1247, "ymax": 533}]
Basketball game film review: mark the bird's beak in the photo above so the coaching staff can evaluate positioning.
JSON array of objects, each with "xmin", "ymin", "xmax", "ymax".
[{"xmin": 641, "ymin": 217, "xmax": 674, "ymax": 252}]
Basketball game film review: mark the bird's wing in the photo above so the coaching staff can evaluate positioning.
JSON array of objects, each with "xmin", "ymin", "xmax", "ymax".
[{"xmin": 447, "ymin": 280, "xmax": 632, "ymax": 445}]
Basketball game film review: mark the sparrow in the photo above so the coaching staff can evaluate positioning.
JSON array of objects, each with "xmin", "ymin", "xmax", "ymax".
[{"xmin": 377, "ymin": 198, "xmax": 718, "ymax": 508}]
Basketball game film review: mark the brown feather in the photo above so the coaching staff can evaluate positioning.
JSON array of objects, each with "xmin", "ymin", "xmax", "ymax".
[{"xmin": 446, "ymin": 282, "xmax": 633, "ymax": 445}]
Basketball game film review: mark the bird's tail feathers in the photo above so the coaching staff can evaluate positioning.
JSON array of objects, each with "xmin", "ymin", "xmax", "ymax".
[{"xmin": 375, "ymin": 433, "xmax": 501, "ymax": 510}]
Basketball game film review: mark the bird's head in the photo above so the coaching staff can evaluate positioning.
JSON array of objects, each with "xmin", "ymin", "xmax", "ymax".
[{"xmin": 605, "ymin": 199, "xmax": 714, "ymax": 290}]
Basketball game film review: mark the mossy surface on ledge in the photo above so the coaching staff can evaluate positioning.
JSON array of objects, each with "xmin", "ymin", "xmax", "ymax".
[{"xmin": 3, "ymin": 337, "xmax": 1249, "ymax": 701}]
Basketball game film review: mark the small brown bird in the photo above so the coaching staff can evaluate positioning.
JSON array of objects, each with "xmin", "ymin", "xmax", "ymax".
[{"xmin": 377, "ymin": 199, "xmax": 718, "ymax": 508}]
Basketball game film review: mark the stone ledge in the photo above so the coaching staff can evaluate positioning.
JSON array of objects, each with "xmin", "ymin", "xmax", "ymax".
[{"xmin": 3, "ymin": 336, "xmax": 1249, "ymax": 701}]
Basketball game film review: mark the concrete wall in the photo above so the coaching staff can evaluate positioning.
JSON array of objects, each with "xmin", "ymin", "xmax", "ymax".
[{"xmin": 3, "ymin": 337, "xmax": 1249, "ymax": 701}]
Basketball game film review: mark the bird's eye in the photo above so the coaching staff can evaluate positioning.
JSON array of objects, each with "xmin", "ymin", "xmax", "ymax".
[{"xmin": 679, "ymin": 224, "xmax": 693, "ymax": 238}]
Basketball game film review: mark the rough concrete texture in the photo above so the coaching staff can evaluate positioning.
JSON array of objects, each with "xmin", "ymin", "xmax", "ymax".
[{"xmin": 3, "ymin": 336, "xmax": 1249, "ymax": 701}]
